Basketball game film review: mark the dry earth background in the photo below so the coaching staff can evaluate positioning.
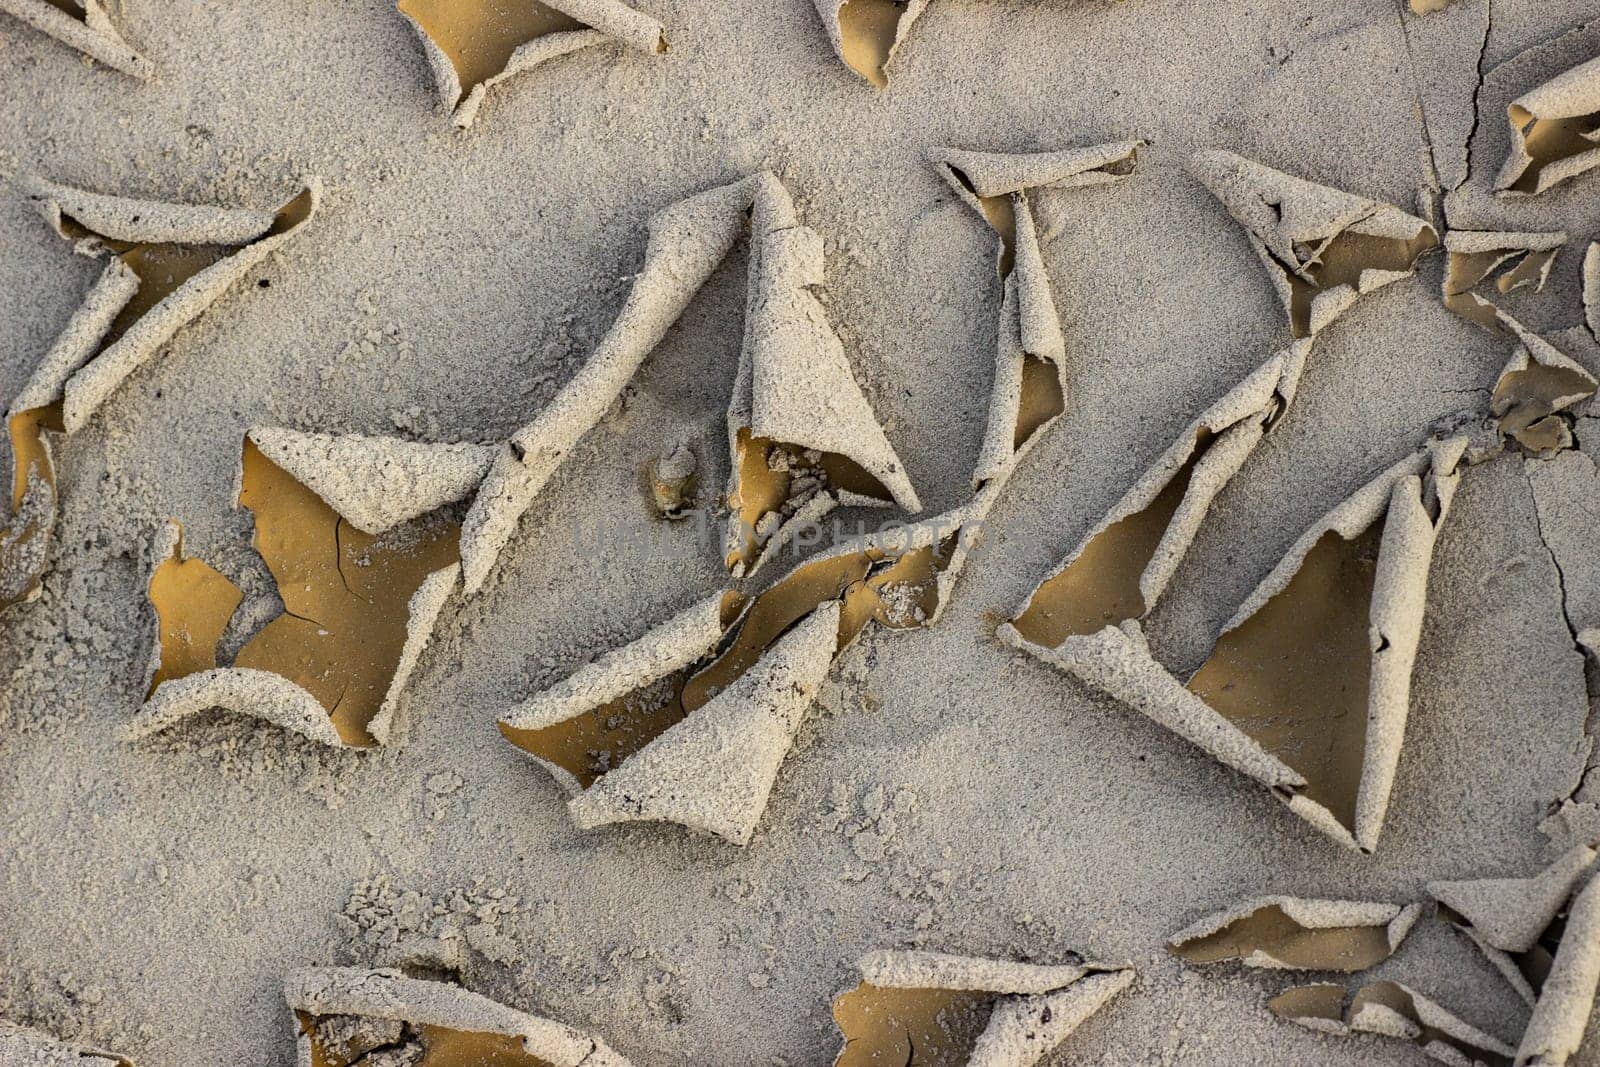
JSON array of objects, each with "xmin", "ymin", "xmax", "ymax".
[{"xmin": 4, "ymin": 0, "xmax": 1600, "ymax": 1063}]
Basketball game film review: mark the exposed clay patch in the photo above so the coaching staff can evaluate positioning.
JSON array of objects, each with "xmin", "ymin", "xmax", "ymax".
[
  {"xmin": 1186, "ymin": 521, "xmax": 1383, "ymax": 834},
  {"xmin": 646, "ymin": 443, "xmax": 696, "ymax": 519},
  {"xmin": 831, "ymin": 984, "xmax": 996, "ymax": 1066},
  {"xmin": 146, "ymin": 526, "xmax": 242, "ymax": 695},
  {"xmin": 231, "ymin": 440, "xmax": 462, "ymax": 746},
  {"xmin": 397, "ymin": 0, "xmax": 587, "ymax": 99},
  {"xmin": 1270, "ymin": 982, "xmax": 1513, "ymax": 1066},
  {"xmin": 1011, "ymin": 431, "xmax": 1211, "ymax": 647},
  {"xmin": 837, "ymin": 0, "xmax": 910, "ymax": 89},
  {"xmin": 1012, "ymin": 354, "xmax": 1064, "ymax": 450}
]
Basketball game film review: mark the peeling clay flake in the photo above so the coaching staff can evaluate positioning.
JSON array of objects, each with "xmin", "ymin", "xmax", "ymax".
[
  {"xmin": 1496, "ymin": 54, "xmax": 1600, "ymax": 196},
  {"xmin": 830, "ymin": 951, "xmax": 1133, "ymax": 1067},
  {"xmin": 127, "ymin": 437, "xmax": 462, "ymax": 749},
  {"xmin": 397, "ymin": 0, "xmax": 666, "ymax": 127},
  {"xmin": 286, "ymin": 967, "xmax": 633, "ymax": 1067},
  {"xmin": 1169, "ymin": 897, "xmax": 1422, "ymax": 972},
  {"xmin": 0, "ymin": 177, "xmax": 319, "ymax": 617},
  {"xmin": 0, "ymin": 0, "xmax": 152, "ymax": 78}
]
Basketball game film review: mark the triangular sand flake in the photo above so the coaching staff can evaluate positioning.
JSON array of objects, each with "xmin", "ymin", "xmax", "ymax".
[
  {"xmin": 124, "ymin": 435, "xmax": 462, "ymax": 748},
  {"xmin": 1430, "ymin": 846, "xmax": 1600, "ymax": 1066},
  {"xmin": 831, "ymin": 950, "xmax": 1133, "ymax": 1067},
  {"xmin": 928, "ymin": 141, "xmax": 1143, "ymax": 489},
  {"xmin": 1004, "ymin": 437, "xmax": 1467, "ymax": 852},
  {"xmin": 1270, "ymin": 982, "xmax": 1513, "ymax": 1066},
  {"xmin": 398, "ymin": 0, "xmax": 666, "ymax": 127},
  {"xmin": 285, "ymin": 967, "xmax": 632, "ymax": 1067},
  {"xmin": 0, "ymin": 177, "xmax": 319, "ymax": 615},
  {"xmin": 1189, "ymin": 150, "xmax": 1437, "ymax": 338},
  {"xmin": 0, "ymin": 1019, "xmax": 132, "ymax": 1065},
  {"xmin": 1442, "ymin": 230, "xmax": 1566, "ymax": 332},
  {"xmin": 1495, "ymin": 54, "xmax": 1600, "ymax": 197},
  {"xmin": 0, "ymin": 0, "xmax": 151, "ymax": 78},
  {"xmin": 1009, "ymin": 340, "xmax": 1309, "ymax": 648},
  {"xmin": 725, "ymin": 174, "xmax": 919, "ymax": 575},
  {"xmin": 1169, "ymin": 896, "xmax": 1421, "ymax": 972},
  {"xmin": 1489, "ymin": 323, "xmax": 1597, "ymax": 456}
]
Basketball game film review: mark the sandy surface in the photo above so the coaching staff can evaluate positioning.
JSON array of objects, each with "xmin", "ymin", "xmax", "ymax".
[{"xmin": 3, "ymin": 0, "xmax": 1600, "ymax": 1063}]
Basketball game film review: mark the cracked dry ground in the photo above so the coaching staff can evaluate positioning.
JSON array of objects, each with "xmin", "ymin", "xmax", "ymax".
[{"xmin": 5, "ymin": 1, "xmax": 1600, "ymax": 1065}]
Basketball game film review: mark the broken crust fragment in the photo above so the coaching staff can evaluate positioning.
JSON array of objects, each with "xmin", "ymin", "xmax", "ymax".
[
  {"xmin": 1270, "ymin": 982, "xmax": 1514, "ymax": 1066},
  {"xmin": 500, "ymin": 599, "xmax": 839, "ymax": 845},
  {"xmin": 1188, "ymin": 149, "xmax": 1437, "ymax": 338},
  {"xmin": 832, "ymin": 950, "xmax": 1134, "ymax": 1067},
  {"xmin": 22, "ymin": 175, "xmax": 322, "ymax": 434},
  {"xmin": 1002, "ymin": 438, "xmax": 1467, "ymax": 853},
  {"xmin": 813, "ymin": 0, "xmax": 931, "ymax": 87},
  {"xmin": 125, "ymin": 443, "xmax": 463, "ymax": 749},
  {"xmin": 927, "ymin": 141, "xmax": 1143, "ymax": 487},
  {"xmin": 1443, "ymin": 231, "xmax": 1566, "ymax": 333},
  {"xmin": 1490, "ymin": 325, "xmax": 1597, "ymax": 456},
  {"xmin": 1169, "ymin": 897, "xmax": 1422, "ymax": 971},
  {"xmin": 725, "ymin": 176, "xmax": 920, "ymax": 574},
  {"xmin": 498, "ymin": 497, "xmax": 985, "ymax": 841},
  {"xmin": 285, "ymin": 967, "xmax": 632, "ymax": 1067},
  {"xmin": 1429, "ymin": 847, "xmax": 1600, "ymax": 1066},
  {"xmin": 1495, "ymin": 54, "xmax": 1600, "ymax": 197},
  {"xmin": 397, "ymin": 0, "xmax": 665, "ymax": 128},
  {"xmin": 0, "ymin": 1019, "xmax": 132, "ymax": 1066},
  {"xmin": 1009, "ymin": 339, "xmax": 1310, "ymax": 647},
  {"xmin": 0, "ymin": 0, "xmax": 151, "ymax": 78}
]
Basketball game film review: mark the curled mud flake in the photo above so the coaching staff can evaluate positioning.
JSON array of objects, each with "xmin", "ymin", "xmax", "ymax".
[
  {"xmin": 645, "ymin": 443, "xmax": 696, "ymax": 519},
  {"xmin": 1188, "ymin": 521, "xmax": 1383, "ymax": 836},
  {"xmin": 1496, "ymin": 55, "xmax": 1600, "ymax": 197},
  {"xmin": 287, "ymin": 968, "xmax": 630, "ymax": 1067},
  {"xmin": 1431, "ymin": 848, "xmax": 1600, "ymax": 1065},
  {"xmin": 1189, "ymin": 150, "xmax": 1437, "ymax": 338},
  {"xmin": 1013, "ymin": 430, "xmax": 1212, "ymax": 647},
  {"xmin": 833, "ymin": 0, "xmax": 915, "ymax": 88},
  {"xmin": 832, "ymin": 985, "xmax": 997, "ymax": 1066},
  {"xmin": 24, "ymin": 179, "xmax": 322, "ymax": 436},
  {"xmin": 1280, "ymin": 229, "xmax": 1440, "ymax": 339},
  {"xmin": 398, "ymin": 0, "xmax": 666, "ymax": 126},
  {"xmin": 1272, "ymin": 982, "xmax": 1514, "ymax": 1066},
  {"xmin": 146, "ymin": 525, "xmax": 243, "ymax": 696},
  {"xmin": 231, "ymin": 439, "xmax": 462, "ymax": 747},
  {"xmin": 725, "ymin": 430, "xmax": 896, "ymax": 570},
  {"xmin": 0, "ymin": 0, "xmax": 152, "ymax": 78},
  {"xmin": 1492, "ymin": 363, "xmax": 1597, "ymax": 456},
  {"xmin": 500, "ymin": 670, "xmax": 689, "ymax": 790},
  {"xmin": 1169, "ymin": 898, "xmax": 1420, "ymax": 971},
  {"xmin": 398, "ymin": 0, "xmax": 586, "ymax": 100},
  {"xmin": 945, "ymin": 165, "xmax": 1017, "ymax": 278},
  {"xmin": 1443, "ymin": 232, "xmax": 1566, "ymax": 332}
]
